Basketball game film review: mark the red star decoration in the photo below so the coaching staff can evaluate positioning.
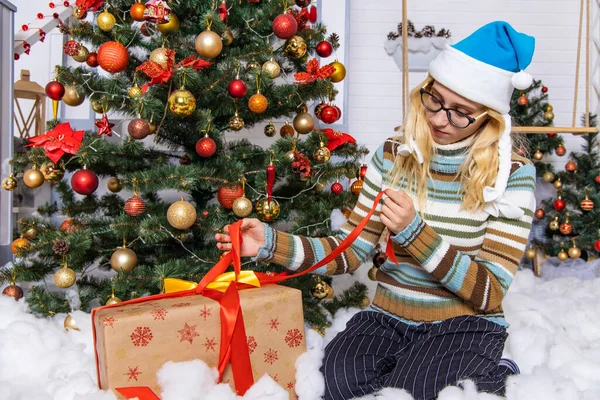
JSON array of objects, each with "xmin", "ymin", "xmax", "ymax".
[
  {"xmin": 95, "ymin": 113, "xmax": 115, "ymax": 137},
  {"xmin": 178, "ymin": 322, "xmax": 200, "ymax": 344}
]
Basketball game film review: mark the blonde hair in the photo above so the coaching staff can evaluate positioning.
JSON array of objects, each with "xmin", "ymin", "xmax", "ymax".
[{"xmin": 387, "ymin": 76, "xmax": 510, "ymax": 213}]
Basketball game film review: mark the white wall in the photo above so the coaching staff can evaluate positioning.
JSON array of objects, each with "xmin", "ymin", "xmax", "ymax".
[{"xmin": 348, "ymin": 0, "xmax": 598, "ymax": 172}]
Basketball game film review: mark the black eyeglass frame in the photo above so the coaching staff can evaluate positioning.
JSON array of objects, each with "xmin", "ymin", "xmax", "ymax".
[{"xmin": 419, "ymin": 87, "xmax": 488, "ymax": 129}]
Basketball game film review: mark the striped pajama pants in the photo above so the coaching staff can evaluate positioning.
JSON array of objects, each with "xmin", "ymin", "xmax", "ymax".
[{"xmin": 321, "ymin": 311, "xmax": 513, "ymax": 400}]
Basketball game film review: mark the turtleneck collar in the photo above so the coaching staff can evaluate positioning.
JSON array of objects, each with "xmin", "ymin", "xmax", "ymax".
[{"xmin": 430, "ymin": 134, "xmax": 475, "ymax": 174}]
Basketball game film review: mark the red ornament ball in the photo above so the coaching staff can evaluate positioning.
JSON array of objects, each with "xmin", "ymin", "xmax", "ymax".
[
  {"xmin": 86, "ymin": 51, "xmax": 99, "ymax": 67},
  {"xmin": 45, "ymin": 81, "xmax": 65, "ymax": 100},
  {"xmin": 60, "ymin": 218, "xmax": 80, "ymax": 233},
  {"xmin": 228, "ymin": 78, "xmax": 247, "ymax": 98},
  {"xmin": 128, "ymin": 118, "xmax": 150, "ymax": 139},
  {"xmin": 541, "ymin": 86, "xmax": 548, "ymax": 93},
  {"xmin": 594, "ymin": 240, "xmax": 600, "ymax": 252},
  {"xmin": 547, "ymin": 133, "xmax": 557, "ymax": 138},
  {"xmin": 535, "ymin": 208, "xmax": 545, "ymax": 219},
  {"xmin": 315, "ymin": 102, "xmax": 327, "ymax": 120},
  {"xmin": 554, "ymin": 198, "xmax": 566, "ymax": 211},
  {"xmin": 71, "ymin": 168, "xmax": 99, "ymax": 196},
  {"xmin": 331, "ymin": 181, "xmax": 343, "ymax": 195},
  {"xmin": 580, "ymin": 198, "xmax": 594, "ymax": 211},
  {"xmin": 596, "ymin": 175, "xmax": 600, "ymax": 184},
  {"xmin": 217, "ymin": 185, "xmax": 244, "ymax": 209},
  {"xmin": 63, "ymin": 39, "xmax": 80, "ymax": 56},
  {"xmin": 140, "ymin": 23, "xmax": 154, "ymax": 37},
  {"xmin": 315, "ymin": 41, "xmax": 333, "ymax": 58},
  {"xmin": 332, "ymin": 105, "xmax": 342, "ymax": 121},
  {"xmin": 130, "ymin": 3, "xmax": 146, "ymax": 21},
  {"xmin": 517, "ymin": 95, "xmax": 529, "ymax": 106},
  {"xmin": 195, "ymin": 137, "xmax": 217, "ymax": 158},
  {"xmin": 2, "ymin": 284, "xmax": 24, "ymax": 300},
  {"xmin": 272, "ymin": 13, "xmax": 298, "ymax": 39},
  {"xmin": 555, "ymin": 144, "xmax": 567, "ymax": 157},
  {"xmin": 320, "ymin": 106, "xmax": 338, "ymax": 124},
  {"xmin": 565, "ymin": 160, "xmax": 577, "ymax": 172},
  {"xmin": 97, "ymin": 41, "xmax": 129, "ymax": 74},
  {"xmin": 124, "ymin": 195, "xmax": 146, "ymax": 217},
  {"xmin": 559, "ymin": 222, "xmax": 572, "ymax": 235}
]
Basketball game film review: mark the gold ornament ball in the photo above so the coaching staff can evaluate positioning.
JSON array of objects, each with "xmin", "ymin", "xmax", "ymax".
[
  {"xmin": 106, "ymin": 295, "xmax": 122, "ymax": 305},
  {"xmin": 262, "ymin": 59, "xmax": 281, "ymax": 79},
  {"xmin": 97, "ymin": 10, "xmax": 116, "ymax": 32},
  {"xmin": 229, "ymin": 113, "xmax": 245, "ymax": 131},
  {"xmin": 544, "ymin": 111, "xmax": 555, "ymax": 121},
  {"xmin": 293, "ymin": 112, "xmax": 314, "ymax": 134},
  {"xmin": 91, "ymin": 100, "xmax": 108, "ymax": 114},
  {"xmin": 168, "ymin": 89, "xmax": 196, "ymax": 117},
  {"xmin": 525, "ymin": 248, "xmax": 537, "ymax": 260},
  {"xmin": 73, "ymin": 5, "xmax": 87, "ymax": 19},
  {"xmin": 233, "ymin": 197, "xmax": 253, "ymax": 217},
  {"xmin": 22, "ymin": 226, "xmax": 38, "ymax": 240},
  {"xmin": 195, "ymin": 29, "xmax": 223, "ymax": 59},
  {"xmin": 314, "ymin": 181, "xmax": 325, "ymax": 192},
  {"xmin": 553, "ymin": 179, "xmax": 563, "ymax": 189},
  {"xmin": 542, "ymin": 171, "xmax": 555, "ymax": 183},
  {"xmin": 313, "ymin": 146, "xmax": 331, "ymax": 164},
  {"xmin": 2, "ymin": 174, "xmax": 17, "ymax": 191},
  {"xmin": 284, "ymin": 35, "xmax": 307, "ymax": 59},
  {"xmin": 40, "ymin": 162, "xmax": 64, "ymax": 184},
  {"xmin": 129, "ymin": 85, "xmax": 143, "ymax": 99},
  {"xmin": 351, "ymin": 180, "xmax": 363, "ymax": 196},
  {"xmin": 255, "ymin": 198, "xmax": 280, "ymax": 222},
  {"xmin": 150, "ymin": 47, "xmax": 171, "ymax": 69},
  {"xmin": 63, "ymin": 85, "xmax": 85, "ymax": 107},
  {"xmin": 264, "ymin": 123, "xmax": 277, "ymax": 137},
  {"xmin": 549, "ymin": 219, "xmax": 560, "ymax": 231},
  {"xmin": 533, "ymin": 150, "xmax": 543, "ymax": 161},
  {"xmin": 148, "ymin": 122, "xmax": 157, "ymax": 134},
  {"xmin": 368, "ymin": 266, "xmax": 378, "ymax": 281},
  {"xmin": 23, "ymin": 168, "xmax": 45, "ymax": 188},
  {"xmin": 110, "ymin": 247, "xmax": 138, "ymax": 273},
  {"xmin": 546, "ymin": 105, "xmax": 554, "ymax": 112},
  {"xmin": 158, "ymin": 13, "xmax": 180, "ymax": 35},
  {"xmin": 329, "ymin": 61, "xmax": 347, "ymax": 83},
  {"xmin": 222, "ymin": 28, "xmax": 234, "ymax": 46},
  {"xmin": 72, "ymin": 45, "xmax": 90, "ymax": 63},
  {"xmin": 2, "ymin": 284, "xmax": 24, "ymax": 300},
  {"xmin": 167, "ymin": 200, "xmax": 197, "ymax": 230},
  {"xmin": 568, "ymin": 246, "xmax": 581, "ymax": 258},
  {"xmin": 285, "ymin": 149, "xmax": 296, "ymax": 162},
  {"xmin": 246, "ymin": 61, "xmax": 261, "ymax": 71},
  {"xmin": 248, "ymin": 93, "xmax": 268, "ymax": 114},
  {"xmin": 312, "ymin": 280, "xmax": 334, "ymax": 300},
  {"xmin": 557, "ymin": 250, "xmax": 569, "ymax": 261},
  {"xmin": 64, "ymin": 314, "xmax": 80, "ymax": 331},
  {"xmin": 54, "ymin": 266, "xmax": 76, "ymax": 288},
  {"xmin": 107, "ymin": 177, "xmax": 122, "ymax": 193}
]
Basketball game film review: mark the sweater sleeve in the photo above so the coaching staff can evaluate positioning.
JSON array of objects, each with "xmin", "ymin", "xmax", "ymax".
[
  {"xmin": 253, "ymin": 139, "xmax": 398, "ymax": 275},
  {"xmin": 391, "ymin": 162, "xmax": 536, "ymax": 312}
]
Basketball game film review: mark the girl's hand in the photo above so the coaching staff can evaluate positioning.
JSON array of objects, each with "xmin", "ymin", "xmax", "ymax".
[
  {"xmin": 215, "ymin": 218, "xmax": 265, "ymax": 257},
  {"xmin": 380, "ymin": 189, "xmax": 416, "ymax": 235}
]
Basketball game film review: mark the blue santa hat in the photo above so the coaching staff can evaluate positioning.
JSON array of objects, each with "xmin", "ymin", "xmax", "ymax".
[{"xmin": 429, "ymin": 21, "xmax": 535, "ymax": 115}]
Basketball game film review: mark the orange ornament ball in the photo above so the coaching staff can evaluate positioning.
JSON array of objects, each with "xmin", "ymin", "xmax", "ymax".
[
  {"xmin": 130, "ymin": 3, "xmax": 146, "ymax": 21},
  {"xmin": 60, "ymin": 218, "xmax": 81, "ymax": 233},
  {"xmin": 11, "ymin": 237, "xmax": 30, "ymax": 255},
  {"xmin": 217, "ymin": 185, "xmax": 244, "ymax": 209},
  {"xmin": 555, "ymin": 144, "xmax": 567, "ymax": 157},
  {"xmin": 97, "ymin": 41, "xmax": 129, "ymax": 74},
  {"xmin": 248, "ymin": 93, "xmax": 268, "ymax": 114},
  {"xmin": 565, "ymin": 160, "xmax": 577, "ymax": 172}
]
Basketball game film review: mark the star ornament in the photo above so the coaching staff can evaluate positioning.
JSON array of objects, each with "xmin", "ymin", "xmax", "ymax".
[
  {"xmin": 95, "ymin": 113, "xmax": 115, "ymax": 137},
  {"xmin": 27, "ymin": 122, "xmax": 84, "ymax": 164}
]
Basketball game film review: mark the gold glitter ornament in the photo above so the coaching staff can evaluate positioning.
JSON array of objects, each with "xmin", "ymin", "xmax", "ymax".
[
  {"xmin": 262, "ymin": 59, "xmax": 281, "ymax": 79},
  {"xmin": 229, "ymin": 112, "xmax": 245, "ymax": 131},
  {"xmin": 150, "ymin": 47, "xmax": 171, "ymax": 69},
  {"xmin": 233, "ymin": 196, "xmax": 253, "ymax": 218},
  {"xmin": 312, "ymin": 279, "xmax": 334, "ymax": 300},
  {"xmin": 40, "ymin": 162, "xmax": 64, "ymax": 184},
  {"xmin": 97, "ymin": 10, "xmax": 116, "ymax": 32},
  {"xmin": 2, "ymin": 174, "xmax": 17, "ymax": 191},
  {"xmin": 54, "ymin": 265, "xmax": 77, "ymax": 288},
  {"xmin": 168, "ymin": 88, "xmax": 196, "ymax": 117},
  {"xmin": 264, "ymin": 123, "xmax": 277, "ymax": 137},
  {"xmin": 129, "ymin": 84, "xmax": 143, "ymax": 99},
  {"xmin": 255, "ymin": 198, "xmax": 280, "ymax": 222},
  {"xmin": 167, "ymin": 199, "xmax": 197, "ymax": 230},
  {"xmin": 313, "ymin": 142, "xmax": 330, "ymax": 164}
]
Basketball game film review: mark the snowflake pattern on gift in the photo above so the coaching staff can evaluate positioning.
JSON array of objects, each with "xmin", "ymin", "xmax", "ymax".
[
  {"xmin": 264, "ymin": 348, "xmax": 278, "ymax": 365},
  {"xmin": 287, "ymin": 382, "xmax": 295, "ymax": 390},
  {"xmin": 171, "ymin": 302, "xmax": 191, "ymax": 308},
  {"xmin": 130, "ymin": 326, "xmax": 153, "ymax": 347},
  {"xmin": 247, "ymin": 336, "xmax": 257, "ymax": 354},
  {"xmin": 199, "ymin": 305, "xmax": 212, "ymax": 320},
  {"xmin": 151, "ymin": 308, "xmax": 168, "ymax": 320},
  {"xmin": 284, "ymin": 328, "xmax": 303, "ymax": 347},
  {"xmin": 102, "ymin": 317, "xmax": 116, "ymax": 328},
  {"xmin": 204, "ymin": 337, "xmax": 217, "ymax": 352},
  {"xmin": 125, "ymin": 366, "xmax": 142, "ymax": 381},
  {"xmin": 267, "ymin": 317, "xmax": 281, "ymax": 331},
  {"xmin": 269, "ymin": 373, "xmax": 279, "ymax": 382},
  {"xmin": 178, "ymin": 322, "xmax": 200, "ymax": 344}
]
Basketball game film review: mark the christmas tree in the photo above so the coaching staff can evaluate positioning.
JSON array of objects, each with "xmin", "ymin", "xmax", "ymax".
[{"xmin": 1, "ymin": 0, "xmax": 370, "ymax": 328}]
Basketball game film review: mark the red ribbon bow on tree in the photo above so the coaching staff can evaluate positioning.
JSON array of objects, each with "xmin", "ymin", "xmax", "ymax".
[
  {"xmin": 27, "ymin": 122, "xmax": 84, "ymax": 164},
  {"xmin": 294, "ymin": 59, "xmax": 335, "ymax": 84},
  {"xmin": 320, "ymin": 128, "xmax": 356, "ymax": 151},
  {"xmin": 218, "ymin": 1, "xmax": 229, "ymax": 22},
  {"xmin": 291, "ymin": 8, "xmax": 310, "ymax": 30},
  {"xmin": 136, "ymin": 51, "xmax": 212, "ymax": 93},
  {"xmin": 75, "ymin": 0, "xmax": 104, "ymax": 12}
]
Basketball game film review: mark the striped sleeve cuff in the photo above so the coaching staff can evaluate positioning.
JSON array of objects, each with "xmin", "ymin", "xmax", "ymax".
[
  {"xmin": 391, "ymin": 212, "xmax": 426, "ymax": 247},
  {"xmin": 252, "ymin": 223, "xmax": 277, "ymax": 263}
]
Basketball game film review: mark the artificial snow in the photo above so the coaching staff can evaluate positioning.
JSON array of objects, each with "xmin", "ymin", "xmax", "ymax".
[{"xmin": 1, "ymin": 268, "xmax": 600, "ymax": 400}]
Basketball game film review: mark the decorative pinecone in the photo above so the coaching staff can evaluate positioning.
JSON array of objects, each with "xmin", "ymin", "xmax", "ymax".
[{"xmin": 53, "ymin": 239, "xmax": 70, "ymax": 256}]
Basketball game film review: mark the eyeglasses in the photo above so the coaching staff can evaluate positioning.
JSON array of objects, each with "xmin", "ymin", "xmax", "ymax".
[{"xmin": 420, "ymin": 88, "xmax": 488, "ymax": 129}]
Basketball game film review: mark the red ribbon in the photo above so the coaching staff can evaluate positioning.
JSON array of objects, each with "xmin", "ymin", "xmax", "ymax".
[
  {"xmin": 294, "ymin": 59, "xmax": 335, "ymax": 84},
  {"xmin": 75, "ymin": 0, "xmax": 104, "ymax": 12},
  {"xmin": 105, "ymin": 190, "xmax": 394, "ymax": 399},
  {"xmin": 27, "ymin": 122, "xmax": 84, "ymax": 164},
  {"xmin": 136, "ymin": 52, "xmax": 212, "ymax": 93},
  {"xmin": 218, "ymin": 1, "xmax": 229, "ymax": 22},
  {"xmin": 320, "ymin": 128, "xmax": 356, "ymax": 152}
]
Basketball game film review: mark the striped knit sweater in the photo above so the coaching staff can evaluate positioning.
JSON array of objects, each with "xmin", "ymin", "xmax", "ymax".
[{"xmin": 255, "ymin": 135, "xmax": 536, "ymax": 327}]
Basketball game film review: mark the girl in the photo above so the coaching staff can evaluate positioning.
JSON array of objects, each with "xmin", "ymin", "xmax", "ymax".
[{"xmin": 216, "ymin": 21, "xmax": 536, "ymax": 399}]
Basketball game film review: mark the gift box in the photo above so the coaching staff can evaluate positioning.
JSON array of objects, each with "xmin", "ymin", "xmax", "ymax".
[{"xmin": 93, "ymin": 282, "xmax": 306, "ymax": 398}]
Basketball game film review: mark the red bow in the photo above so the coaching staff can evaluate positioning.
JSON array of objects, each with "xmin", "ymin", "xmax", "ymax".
[
  {"xmin": 294, "ymin": 59, "xmax": 335, "ymax": 84},
  {"xmin": 320, "ymin": 128, "xmax": 356, "ymax": 151},
  {"xmin": 218, "ymin": 1, "xmax": 228, "ymax": 22},
  {"xmin": 75, "ymin": 0, "xmax": 104, "ymax": 12},
  {"xmin": 176, "ymin": 55, "xmax": 213, "ymax": 71},
  {"xmin": 137, "ymin": 51, "xmax": 212, "ymax": 93},
  {"xmin": 27, "ymin": 122, "xmax": 84, "ymax": 164},
  {"xmin": 291, "ymin": 8, "xmax": 310, "ymax": 30}
]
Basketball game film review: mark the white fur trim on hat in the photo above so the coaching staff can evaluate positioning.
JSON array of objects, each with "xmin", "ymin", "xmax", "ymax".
[
  {"xmin": 396, "ymin": 138, "xmax": 424, "ymax": 164},
  {"xmin": 428, "ymin": 45, "xmax": 515, "ymax": 115},
  {"xmin": 482, "ymin": 114, "xmax": 524, "ymax": 219}
]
